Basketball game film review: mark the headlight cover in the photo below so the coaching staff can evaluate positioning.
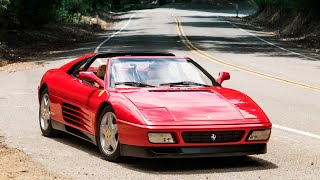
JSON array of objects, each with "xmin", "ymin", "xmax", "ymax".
[
  {"xmin": 247, "ymin": 129, "xmax": 271, "ymax": 141},
  {"xmin": 148, "ymin": 133, "xmax": 176, "ymax": 144}
]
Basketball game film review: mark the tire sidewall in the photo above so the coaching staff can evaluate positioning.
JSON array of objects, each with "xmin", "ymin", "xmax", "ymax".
[
  {"xmin": 97, "ymin": 106, "xmax": 121, "ymax": 161},
  {"xmin": 39, "ymin": 88, "xmax": 55, "ymax": 136}
]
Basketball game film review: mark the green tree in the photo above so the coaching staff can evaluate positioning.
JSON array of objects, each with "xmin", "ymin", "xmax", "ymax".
[{"xmin": 11, "ymin": 0, "xmax": 58, "ymax": 26}]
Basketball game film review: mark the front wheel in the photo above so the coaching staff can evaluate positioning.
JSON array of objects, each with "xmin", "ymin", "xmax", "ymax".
[
  {"xmin": 39, "ymin": 88, "xmax": 56, "ymax": 137},
  {"xmin": 97, "ymin": 107, "xmax": 121, "ymax": 162}
]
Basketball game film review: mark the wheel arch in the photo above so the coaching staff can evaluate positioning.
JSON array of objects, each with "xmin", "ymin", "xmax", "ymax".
[
  {"xmin": 38, "ymin": 83, "xmax": 48, "ymax": 103},
  {"xmin": 96, "ymin": 102, "xmax": 114, "ymax": 133}
]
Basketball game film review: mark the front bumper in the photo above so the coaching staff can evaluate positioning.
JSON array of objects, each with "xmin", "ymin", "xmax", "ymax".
[
  {"xmin": 120, "ymin": 144, "xmax": 267, "ymax": 158},
  {"xmin": 117, "ymin": 119, "xmax": 272, "ymax": 147}
]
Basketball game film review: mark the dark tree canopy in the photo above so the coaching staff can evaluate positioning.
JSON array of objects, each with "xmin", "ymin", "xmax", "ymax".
[
  {"xmin": 0, "ymin": 0, "xmax": 122, "ymax": 27},
  {"xmin": 1, "ymin": 0, "xmax": 319, "ymax": 28}
]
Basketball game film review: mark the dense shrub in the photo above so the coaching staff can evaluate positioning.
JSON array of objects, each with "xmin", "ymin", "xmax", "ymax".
[{"xmin": 1, "ymin": 0, "xmax": 116, "ymax": 27}]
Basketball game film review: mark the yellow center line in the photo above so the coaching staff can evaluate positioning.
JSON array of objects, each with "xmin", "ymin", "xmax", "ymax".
[{"xmin": 174, "ymin": 16, "xmax": 320, "ymax": 92}]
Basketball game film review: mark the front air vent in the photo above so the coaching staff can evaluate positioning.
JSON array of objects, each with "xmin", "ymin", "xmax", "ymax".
[{"xmin": 182, "ymin": 131, "xmax": 245, "ymax": 143}]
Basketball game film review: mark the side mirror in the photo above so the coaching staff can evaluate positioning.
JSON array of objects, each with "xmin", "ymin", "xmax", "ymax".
[
  {"xmin": 78, "ymin": 71, "xmax": 104, "ymax": 88},
  {"xmin": 216, "ymin": 72, "xmax": 230, "ymax": 85}
]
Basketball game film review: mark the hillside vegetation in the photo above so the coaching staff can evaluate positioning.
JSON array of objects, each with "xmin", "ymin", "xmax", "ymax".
[
  {"xmin": 255, "ymin": 0, "xmax": 318, "ymax": 12},
  {"xmin": 0, "ymin": 0, "xmax": 118, "ymax": 67},
  {"xmin": 0, "ymin": 0, "xmax": 159, "ymax": 67},
  {"xmin": 248, "ymin": 0, "xmax": 320, "ymax": 50},
  {"xmin": 0, "ymin": 0, "xmax": 115, "ymax": 28}
]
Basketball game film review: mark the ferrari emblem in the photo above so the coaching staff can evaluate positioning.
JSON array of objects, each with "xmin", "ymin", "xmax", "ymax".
[
  {"xmin": 106, "ymin": 129, "xmax": 111, "ymax": 138},
  {"xmin": 211, "ymin": 134, "xmax": 217, "ymax": 141}
]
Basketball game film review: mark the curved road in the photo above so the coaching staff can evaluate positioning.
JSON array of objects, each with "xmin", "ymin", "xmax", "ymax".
[{"xmin": 0, "ymin": 4, "xmax": 320, "ymax": 179}]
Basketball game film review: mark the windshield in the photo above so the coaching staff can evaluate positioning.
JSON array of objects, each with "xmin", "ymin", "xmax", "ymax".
[{"xmin": 109, "ymin": 58, "xmax": 216, "ymax": 88}]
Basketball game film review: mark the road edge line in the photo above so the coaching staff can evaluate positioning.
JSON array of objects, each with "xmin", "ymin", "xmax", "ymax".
[
  {"xmin": 94, "ymin": 13, "xmax": 136, "ymax": 53},
  {"xmin": 225, "ymin": 20, "xmax": 319, "ymax": 61},
  {"xmin": 273, "ymin": 124, "xmax": 320, "ymax": 140}
]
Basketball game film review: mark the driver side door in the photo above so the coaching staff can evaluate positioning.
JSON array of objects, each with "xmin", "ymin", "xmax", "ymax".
[{"xmin": 50, "ymin": 59, "xmax": 104, "ymax": 136}]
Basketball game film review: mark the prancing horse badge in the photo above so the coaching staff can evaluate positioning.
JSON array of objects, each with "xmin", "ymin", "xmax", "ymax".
[{"xmin": 211, "ymin": 134, "xmax": 217, "ymax": 141}]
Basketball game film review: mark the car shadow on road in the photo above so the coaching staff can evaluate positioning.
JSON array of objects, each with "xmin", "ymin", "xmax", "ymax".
[
  {"xmin": 119, "ymin": 156, "xmax": 278, "ymax": 174},
  {"xmin": 50, "ymin": 131, "xmax": 277, "ymax": 174},
  {"xmin": 51, "ymin": 132, "xmax": 102, "ymax": 158}
]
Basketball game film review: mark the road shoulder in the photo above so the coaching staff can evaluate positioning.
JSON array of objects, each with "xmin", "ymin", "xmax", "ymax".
[
  {"xmin": 0, "ymin": 136, "xmax": 67, "ymax": 179},
  {"xmin": 227, "ymin": 17, "xmax": 320, "ymax": 55}
]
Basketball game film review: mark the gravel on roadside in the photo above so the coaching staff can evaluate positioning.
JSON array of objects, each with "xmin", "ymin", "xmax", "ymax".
[{"xmin": 0, "ymin": 137, "xmax": 68, "ymax": 179}]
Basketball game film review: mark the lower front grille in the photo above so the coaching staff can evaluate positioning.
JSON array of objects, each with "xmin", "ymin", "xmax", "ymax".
[{"xmin": 182, "ymin": 131, "xmax": 245, "ymax": 143}]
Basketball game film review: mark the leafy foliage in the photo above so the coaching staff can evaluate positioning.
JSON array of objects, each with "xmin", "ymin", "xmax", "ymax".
[
  {"xmin": 0, "ymin": 0, "xmax": 10, "ymax": 14},
  {"xmin": 0, "ymin": 0, "xmax": 18, "ymax": 28},
  {"xmin": 1, "ymin": 0, "xmax": 117, "ymax": 27}
]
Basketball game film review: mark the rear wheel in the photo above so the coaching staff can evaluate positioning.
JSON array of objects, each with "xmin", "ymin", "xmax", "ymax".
[
  {"xmin": 97, "ymin": 107, "xmax": 121, "ymax": 162},
  {"xmin": 39, "ymin": 88, "xmax": 56, "ymax": 137}
]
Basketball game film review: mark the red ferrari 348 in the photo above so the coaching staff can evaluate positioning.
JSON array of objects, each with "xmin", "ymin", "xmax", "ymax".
[{"xmin": 38, "ymin": 52, "xmax": 272, "ymax": 161}]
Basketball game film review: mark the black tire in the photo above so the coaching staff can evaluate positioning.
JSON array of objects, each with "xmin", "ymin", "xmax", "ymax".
[
  {"xmin": 39, "ymin": 88, "xmax": 57, "ymax": 137},
  {"xmin": 97, "ymin": 106, "xmax": 121, "ymax": 162}
]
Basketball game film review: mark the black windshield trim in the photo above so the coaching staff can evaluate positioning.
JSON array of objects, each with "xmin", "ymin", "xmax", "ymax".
[
  {"xmin": 159, "ymin": 81, "xmax": 211, "ymax": 87},
  {"xmin": 82, "ymin": 52, "xmax": 175, "ymax": 71},
  {"xmin": 114, "ymin": 82, "xmax": 156, "ymax": 87},
  {"xmin": 186, "ymin": 58, "xmax": 220, "ymax": 86}
]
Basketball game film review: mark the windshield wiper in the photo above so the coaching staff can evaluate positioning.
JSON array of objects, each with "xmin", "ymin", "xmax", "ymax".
[
  {"xmin": 114, "ymin": 82, "xmax": 155, "ymax": 87},
  {"xmin": 159, "ymin": 81, "xmax": 211, "ymax": 87}
]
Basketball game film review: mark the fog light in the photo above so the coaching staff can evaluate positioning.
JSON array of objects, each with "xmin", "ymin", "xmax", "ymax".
[
  {"xmin": 148, "ymin": 133, "xmax": 176, "ymax": 144},
  {"xmin": 248, "ymin": 129, "xmax": 271, "ymax": 141}
]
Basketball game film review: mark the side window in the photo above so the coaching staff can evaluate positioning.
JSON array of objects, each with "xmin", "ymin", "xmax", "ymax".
[
  {"xmin": 85, "ymin": 58, "xmax": 108, "ymax": 88},
  {"xmin": 71, "ymin": 60, "xmax": 87, "ymax": 78},
  {"xmin": 68, "ymin": 58, "xmax": 109, "ymax": 88},
  {"xmin": 71, "ymin": 60, "xmax": 99, "ymax": 87},
  {"xmin": 88, "ymin": 58, "xmax": 108, "ymax": 80}
]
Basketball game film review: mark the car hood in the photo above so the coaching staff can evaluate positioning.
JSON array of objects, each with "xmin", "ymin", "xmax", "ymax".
[{"xmin": 120, "ymin": 88, "xmax": 269, "ymax": 125}]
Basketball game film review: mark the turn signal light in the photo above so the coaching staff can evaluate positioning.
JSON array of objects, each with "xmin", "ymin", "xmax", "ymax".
[
  {"xmin": 248, "ymin": 129, "xmax": 271, "ymax": 141},
  {"xmin": 148, "ymin": 133, "xmax": 176, "ymax": 144}
]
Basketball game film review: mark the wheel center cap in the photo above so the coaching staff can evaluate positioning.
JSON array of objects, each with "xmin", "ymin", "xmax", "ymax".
[
  {"xmin": 106, "ymin": 129, "xmax": 111, "ymax": 138},
  {"xmin": 42, "ymin": 110, "xmax": 49, "ymax": 119}
]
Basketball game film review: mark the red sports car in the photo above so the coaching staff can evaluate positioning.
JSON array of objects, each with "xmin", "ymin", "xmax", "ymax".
[{"xmin": 38, "ymin": 52, "xmax": 272, "ymax": 161}]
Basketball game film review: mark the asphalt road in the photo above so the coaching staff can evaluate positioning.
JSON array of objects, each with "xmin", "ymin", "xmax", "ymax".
[{"xmin": 1, "ymin": 4, "xmax": 320, "ymax": 180}]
